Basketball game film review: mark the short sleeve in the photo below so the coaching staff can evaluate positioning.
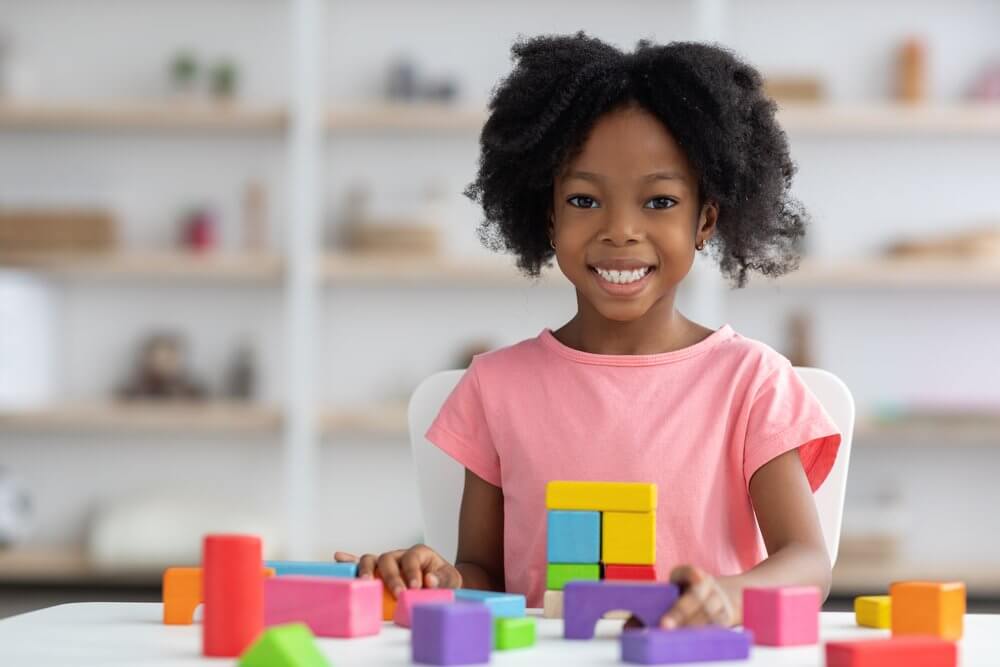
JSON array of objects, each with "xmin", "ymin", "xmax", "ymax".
[
  {"xmin": 743, "ymin": 361, "xmax": 842, "ymax": 493},
  {"xmin": 424, "ymin": 359, "xmax": 502, "ymax": 487}
]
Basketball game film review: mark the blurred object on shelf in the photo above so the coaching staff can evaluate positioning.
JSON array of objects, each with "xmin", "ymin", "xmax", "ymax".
[
  {"xmin": 209, "ymin": 59, "xmax": 239, "ymax": 99},
  {"xmin": 0, "ymin": 271, "xmax": 55, "ymax": 408},
  {"xmin": 337, "ymin": 185, "xmax": 441, "ymax": 256},
  {"xmin": 969, "ymin": 60, "xmax": 1000, "ymax": 101},
  {"xmin": 117, "ymin": 332, "xmax": 206, "ymax": 400},
  {"xmin": 0, "ymin": 467, "xmax": 32, "ymax": 548},
  {"xmin": 88, "ymin": 494, "xmax": 282, "ymax": 571},
  {"xmin": 166, "ymin": 49, "xmax": 240, "ymax": 101},
  {"xmin": 453, "ymin": 340, "xmax": 495, "ymax": 369},
  {"xmin": 384, "ymin": 55, "xmax": 459, "ymax": 103},
  {"xmin": 225, "ymin": 341, "xmax": 256, "ymax": 401},
  {"xmin": 242, "ymin": 180, "xmax": 268, "ymax": 251},
  {"xmin": 180, "ymin": 207, "xmax": 218, "ymax": 252},
  {"xmin": 0, "ymin": 208, "xmax": 117, "ymax": 252},
  {"xmin": 871, "ymin": 400, "xmax": 1000, "ymax": 429},
  {"xmin": 764, "ymin": 75, "xmax": 825, "ymax": 103},
  {"xmin": 785, "ymin": 311, "xmax": 814, "ymax": 368},
  {"xmin": 896, "ymin": 36, "xmax": 927, "ymax": 103},
  {"xmin": 838, "ymin": 489, "xmax": 908, "ymax": 564},
  {"xmin": 168, "ymin": 49, "xmax": 199, "ymax": 98},
  {"xmin": 885, "ymin": 224, "xmax": 1000, "ymax": 259},
  {"xmin": 0, "ymin": 29, "xmax": 37, "ymax": 99}
]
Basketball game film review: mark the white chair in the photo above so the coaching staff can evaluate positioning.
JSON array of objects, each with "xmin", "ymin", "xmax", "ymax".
[{"xmin": 407, "ymin": 366, "xmax": 855, "ymax": 567}]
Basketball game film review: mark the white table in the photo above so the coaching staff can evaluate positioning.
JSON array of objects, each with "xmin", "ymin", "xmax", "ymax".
[{"xmin": 0, "ymin": 603, "xmax": 997, "ymax": 665}]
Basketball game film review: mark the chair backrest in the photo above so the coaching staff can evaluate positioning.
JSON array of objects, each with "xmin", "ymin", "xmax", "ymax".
[{"xmin": 407, "ymin": 366, "xmax": 855, "ymax": 567}]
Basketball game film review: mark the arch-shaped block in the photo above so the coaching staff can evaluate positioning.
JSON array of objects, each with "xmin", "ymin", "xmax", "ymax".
[{"xmin": 563, "ymin": 581, "xmax": 679, "ymax": 639}]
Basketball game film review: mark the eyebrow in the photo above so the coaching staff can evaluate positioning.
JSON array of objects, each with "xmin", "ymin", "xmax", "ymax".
[{"xmin": 562, "ymin": 170, "xmax": 685, "ymax": 183}]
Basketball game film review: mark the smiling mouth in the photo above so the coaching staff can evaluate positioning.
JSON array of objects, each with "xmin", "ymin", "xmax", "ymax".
[{"xmin": 588, "ymin": 265, "xmax": 656, "ymax": 285}]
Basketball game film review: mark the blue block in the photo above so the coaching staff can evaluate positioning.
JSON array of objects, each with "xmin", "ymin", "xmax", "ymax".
[
  {"xmin": 547, "ymin": 510, "xmax": 600, "ymax": 563},
  {"xmin": 454, "ymin": 589, "xmax": 526, "ymax": 618},
  {"xmin": 265, "ymin": 560, "xmax": 358, "ymax": 578}
]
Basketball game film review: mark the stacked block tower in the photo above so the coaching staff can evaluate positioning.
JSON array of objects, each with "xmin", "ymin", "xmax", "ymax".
[{"xmin": 545, "ymin": 481, "xmax": 657, "ymax": 614}]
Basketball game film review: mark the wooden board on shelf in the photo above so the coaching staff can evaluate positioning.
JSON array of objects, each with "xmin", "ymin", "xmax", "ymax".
[
  {"xmin": 856, "ymin": 414, "xmax": 1000, "ymax": 446},
  {"xmin": 328, "ymin": 103, "xmax": 487, "ymax": 131},
  {"xmin": 0, "ymin": 100, "xmax": 287, "ymax": 132},
  {"xmin": 0, "ymin": 546, "xmax": 160, "ymax": 586},
  {"xmin": 323, "ymin": 251, "xmax": 568, "ymax": 287},
  {"xmin": 0, "ymin": 251, "xmax": 285, "ymax": 283},
  {"xmin": 778, "ymin": 103, "xmax": 1000, "ymax": 135},
  {"xmin": 832, "ymin": 558, "xmax": 1000, "ymax": 596},
  {"xmin": 322, "ymin": 401, "xmax": 410, "ymax": 438},
  {"xmin": 761, "ymin": 257, "xmax": 1000, "ymax": 289}
]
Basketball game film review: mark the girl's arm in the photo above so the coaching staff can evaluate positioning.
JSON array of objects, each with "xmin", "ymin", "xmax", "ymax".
[{"xmin": 454, "ymin": 468, "xmax": 506, "ymax": 591}]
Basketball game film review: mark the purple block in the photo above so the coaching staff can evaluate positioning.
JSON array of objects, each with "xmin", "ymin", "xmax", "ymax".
[
  {"xmin": 563, "ymin": 581, "xmax": 679, "ymax": 640},
  {"xmin": 411, "ymin": 603, "xmax": 492, "ymax": 665},
  {"xmin": 621, "ymin": 626, "xmax": 753, "ymax": 664}
]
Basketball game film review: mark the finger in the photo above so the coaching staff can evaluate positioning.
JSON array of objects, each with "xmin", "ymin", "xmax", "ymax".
[
  {"xmin": 661, "ymin": 592, "xmax": 701, "ymax": 629},
  {"xmin": 426, "ymin": 563, "xmax": 462, "ymax": 589},
  {"xmin": 702, "ymin": 593, "xmax": 731, "ymax": 626},
  {"xmin": 356, "ymin": 554, "xmax": 378, "ymax": 579},
  {"xmin": 333, "ymin": 551, "xmax": 358, "ymax": 562},
  {"xmin": 399, "ymin": 547, "xmax": 434, "ymax": 589},
  {"xmin": 376, "ymin": 551, "xmax": 407, "ymax": 597}
]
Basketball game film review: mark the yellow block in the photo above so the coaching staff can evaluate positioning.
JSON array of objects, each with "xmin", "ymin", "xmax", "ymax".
[
  {"xmin": 890, "ymin": 581, "xmax": 965, "ymax": 640},
  {"xmin": 602, "ymin": 511, "xmax": 656, "ymax": 565},
  {"xmin": 854, "ymin": 595, "xmax": 891, "ymax": 628},
  {"xmin": 546, "ymin": 481, "xmax": 657, "ymax": 512}
]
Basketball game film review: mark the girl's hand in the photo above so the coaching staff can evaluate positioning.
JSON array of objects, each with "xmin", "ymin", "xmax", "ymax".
[
  {"xmin": 659, "ymin": 565, "xmax": 738, "ymax": 629},
  {"xmin": 334, "ymin": 546, "xmax": 463, "ymax": 598}
]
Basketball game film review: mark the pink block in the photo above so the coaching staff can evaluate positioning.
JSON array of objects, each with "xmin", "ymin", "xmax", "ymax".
[
  {"xmin": 742, "ymin": 586, "xmax": 820, "ymax": 646},
  {"xmin": 264, "ymin": 575, "xmax": 382, "ymax": 638},
  {"xmin": 393, "ymin": 588, "xmax": 456, "ymax": 628}
]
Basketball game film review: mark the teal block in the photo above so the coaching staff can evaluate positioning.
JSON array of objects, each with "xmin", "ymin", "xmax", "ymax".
[
  {"xmin": 455, "ymin": 589, "xmax": 526, "ymax": 618},
  {"xmin": 265, "ymin": 560, "xmax": 358, "ymax": 578},
  {"xmin": 547, "ymin": 510, "xmax": 600, "ymax": 563}
]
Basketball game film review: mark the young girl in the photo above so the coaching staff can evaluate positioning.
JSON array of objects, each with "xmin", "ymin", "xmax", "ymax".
[{"xmin": 336, "ymin": 32, "xmax": 841, "ymax": 629}]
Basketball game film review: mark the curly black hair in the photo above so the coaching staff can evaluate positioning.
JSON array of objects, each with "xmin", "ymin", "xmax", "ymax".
[{"xmin": 463, "ymin": 32, "xmax": 807, "ymax": 288}]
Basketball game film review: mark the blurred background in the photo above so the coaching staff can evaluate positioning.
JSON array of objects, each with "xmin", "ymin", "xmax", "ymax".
[{"xmin": 1, "ymin": 0, "xmax": 999, "ymax": 618}]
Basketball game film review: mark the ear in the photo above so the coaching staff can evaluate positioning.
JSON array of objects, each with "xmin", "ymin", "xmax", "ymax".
[{"xmin": 698, "ymin": 200, "xmax": 719, "ymax": 243}]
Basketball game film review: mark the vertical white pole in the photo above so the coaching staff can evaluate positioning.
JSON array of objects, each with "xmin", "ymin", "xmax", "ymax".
[
  {"xmin": 285, "ymin": 0, "xmax": 323, "ymax": 560},
  {"xmin": 692, "ymin": 0, "xmax": 727, "ymax": 43}
]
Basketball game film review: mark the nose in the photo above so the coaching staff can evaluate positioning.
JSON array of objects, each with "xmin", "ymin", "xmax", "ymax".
[{"xmin": 598, "ymin": 205, "xmax": 644, "ymax": 247}]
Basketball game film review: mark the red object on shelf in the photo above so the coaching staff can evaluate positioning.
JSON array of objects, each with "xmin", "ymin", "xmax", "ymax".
[
  {"xmin": 604, "ymin": 564, "xmax": 657, "ymax": 581},
  {"xmin": 202, "ymin": 534, "xmax": 263, "ymax": 657},
  {"xmin": 825, "ymin": 636, "xmax": 957, "ymax": 667},
  {"xmin": 183, "ymin": 209, "xmax": 217, "ymax": 251}
]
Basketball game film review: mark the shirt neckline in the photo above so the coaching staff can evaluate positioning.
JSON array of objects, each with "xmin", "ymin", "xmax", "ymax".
[{"xmin": 538, "ymin": 324, "xmax": 735, "ymax": 366}]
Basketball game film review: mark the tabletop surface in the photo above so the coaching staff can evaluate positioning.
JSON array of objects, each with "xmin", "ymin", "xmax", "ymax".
[{"xmin": 0, "ymin": 603, "xmax": 996, "ymax": 666}]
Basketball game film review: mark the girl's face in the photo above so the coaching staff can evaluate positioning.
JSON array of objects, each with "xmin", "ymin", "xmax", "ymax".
[{"xmin": 550, "ymin": 104, "xmax": 717, "ymax": 323}]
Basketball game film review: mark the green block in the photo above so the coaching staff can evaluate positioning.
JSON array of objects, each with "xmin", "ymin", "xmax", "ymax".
[
  {"xmin": 546, "ymin": 563, "xmax": 600, "ymax": 590},
  {"xmin": 239, "ymin": 623, "xmax": 330, "ymax": 667},
  {"xmin": 494, "ymin": 616, "xmax": 536, "ymax": 650}
]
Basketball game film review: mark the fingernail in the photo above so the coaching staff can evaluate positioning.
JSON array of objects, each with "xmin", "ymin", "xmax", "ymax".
[
  {"xmin": 426, "ymin": 574, "xmax": 438, "ymax": 588},
  {"xmin": 392, "ymin": 586, "xmax": 404, "ymax": 597},
  {"xmin": 410, "ymin": 578, "xmax": 420, "ymax": 588},
  {"xmin": 360, "ymin": 573, "xmax": 372, "ymax": 580}
]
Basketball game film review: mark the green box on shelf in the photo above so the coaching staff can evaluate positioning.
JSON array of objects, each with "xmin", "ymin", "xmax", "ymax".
[
  {"xmin": 546, "ymin": 563, "xmax": 600, "ymax": 590},
  {"xmin": 495, "ymin": 616, "xmax": 536, "ymax": 650}
]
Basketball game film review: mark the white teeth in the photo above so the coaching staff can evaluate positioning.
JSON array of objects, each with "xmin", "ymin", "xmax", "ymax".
[{"xmin": 594, "ymin": 266, "xmax": 651, "ymax": 284}]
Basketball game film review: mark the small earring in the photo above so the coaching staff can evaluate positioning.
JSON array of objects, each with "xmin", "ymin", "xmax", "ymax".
[
  {"xmin": 550, "ymin": 238, "xmax": 556, "ymax": 250},
  {"xmin": 696, "ymin": 240, "xmax": 705, "ymax": 251}
]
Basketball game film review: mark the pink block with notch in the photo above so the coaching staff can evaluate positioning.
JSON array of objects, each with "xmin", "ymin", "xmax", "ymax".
[
  {"xmin": 393, "ymin": 588, "xmax": 456, "ymax": 628},
  {"xmin": 264, "ymin": 575, "xmax": 382, "ymax": 638},
  {"xmin": 742, "ymin": 586, "xmax": 820, "ymax": 646}
]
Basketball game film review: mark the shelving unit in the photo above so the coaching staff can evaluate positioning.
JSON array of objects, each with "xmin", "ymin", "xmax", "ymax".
[
  {"xmin": 0, "ymin": 546, "xmax": 159, "ymax": 587},
  {"xmin": 0, "ymin": 100, "xmax": 287, "ymax": 132}
]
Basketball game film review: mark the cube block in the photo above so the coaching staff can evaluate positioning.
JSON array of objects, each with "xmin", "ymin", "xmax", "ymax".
[
  {"xmin": 411, "ymin": 603, "xmax": 492, "ymax": 665},
  {"xmin": 605, "ymin": 564, "xmax": 657, "ymax": 582},
  {"xmin": 890, "ymin": 581, "xmax": 965, "ymax": 641},
  {"xmin": 547, "ymin": 563, "xmax": 601, "ymax": 591},
  {"xmin": 563, "ymin": 581, "xmax": 679, "ymax": 640},
  {"xmin": 265, "ymin": 576, "xmax": 382, "ymax": 638},
  {"xmin": 265, "ymin": 560, "xmax": 358, "ymax": 578},
  {"xmin": 547, "ymin": 510, "xmax": 601, "ymax": 563},
  {"xmin": 621, "ymin": 626, "xmax": 752, "ymax": 664},
  {"xmin": 454, "ymin": 589, "xmax": 525, "ymax": 618},
  {"xmin": 543, "ymin": 590, "xmax": 563, "ymax": 619},
  {"xmin": 239, "ymin": 622, "xmax": 330, "ymax": 667},
  {"xmin": 742, "ymin": 586, "xmax": 820, "ymax": 646},
  {"xmin": 602, "ymin": 511, "xmax": 656, "ymax": 565},
  {"xmin": 825, "ymin": 636, "xmax": 957, "ymax": 667},
  {"xmin": 546, "ymin": 481, "xmax": 657, "ymax": 512},
  {"xmin": 394, "ymin": 588, "xmax": 456, "ymax": 628},
  {"xmin": 494, "ymin": 616, "xmax": 536, "ymax": 650},
  {"xmin": 854, "ymin": 595, "xmax": 891, "ymax": 629}
]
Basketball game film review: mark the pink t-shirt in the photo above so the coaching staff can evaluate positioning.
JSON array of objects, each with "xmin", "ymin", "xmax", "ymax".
[{"xmin": 424, "ymin": 324, "xmax": 841, "ymax": 607}]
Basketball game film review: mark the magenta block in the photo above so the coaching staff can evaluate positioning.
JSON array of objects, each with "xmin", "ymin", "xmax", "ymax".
[
  {"xmin": 742, "ymin": 586, "xmax": 820, "ymax": 646},
  {"xmin": 563, "ymin": 581, "xmax": 679, "ymax": 640},
  {"xmin": 264, "ymin": 575, "xmax": 382, "ymax": 638},
  {"xmin": 412, "ymin": 603, "xmax": 492, "ymax": 665},
  {"xmin": 393, "ymin": 588, "xmax": 456, "ymax": 628},
  {"xmin": 621, "ymin": 626, "xmax": 753, "ymax": 664}
]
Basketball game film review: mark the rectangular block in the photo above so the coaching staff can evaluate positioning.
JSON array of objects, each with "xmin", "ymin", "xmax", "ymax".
[
  {"xmin": 239, "ymin": 622, "xmax": 330, "ymax": 667},
  {"xmin": 494, "ymin": 616, "xmax": 536, "ymax": 650},
  {"xmin": 454, "ymin": 589, "xmax": 526, "ymax": 618},
  {"xmin": 380, "ymin": 579, "xmax": 397, "ymax": 622},
  {"xmin": 605, "ymin": 564, "xmax": 657, "ymax": 582},
  {"xmin": 547, "ymin": 510, "xmax": 601, "ymax": 563},
  {"xmin": 203, "ymin": 534, "xmax": 264, "ymax": 657},
  {"xmin": 890, "ymin": 581, "xmax": 965, "ymax": 641},
  {"xmin": 543, "ymin": 590, "xmax": 563, "ymax": 619},
  {"xmin": 394, "ymin": 588, "xmax": 456, "ymax": 628},
  {"xmin": 621, "ymin": 627, "xmax": 752, "ymax": 664},
  {"xmin": 265, "ymin": 576, "xmax": 382, "ymax": 638},
  {"xmin": 742, "ymin": 586, "xmax": 820, "ymax": 646},
  {"xmin": 547, "ymin": 563, "xmax": 601, "ymax": 591},
  {"xmin": 546, "ymin": 481, "xmax": 657, "ymax": 512},
  {"xmin": 855, "ymin": 595, "xmax": 891, "ymax": 629},
  {"xmin": 825, "ymin": 637, "xmax": 957, "ymax": 667},
  {"xmin": 602, "ymin": 511, "xmax": 656, "ymax": 565},
  {"xmin": 564, "ymin": 581, "xmax": 679, "ymax": 640},
  {"xmin": 265, "ymin": 560, "xmax": 358, "ymax": 578},
  {"xmin": 412, "ymin": 603, "xmax": 492, "ymax": 665}
]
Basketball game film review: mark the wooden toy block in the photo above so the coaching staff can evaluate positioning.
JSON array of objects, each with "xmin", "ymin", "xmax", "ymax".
[
  {"xmin": 547, "ymin": 563, "xmax": 601, "ymax": 590},
  {"xmin": 239, "ymin": 622, "xmax": 330, "ymax": 667},
  {"xmin": 547, "ymin": 510, "xmax": 601, "ymax": 563},
  {"xmin": 203, "ymin": 534, "xmax": 265, "ymax": 657},
  {"xmin": 563, "ymin": 581, "xmax": 679, "ymax": 639},
  {"xmin": 546, "ymin": 481, "xmax": 657, "ymax": 512},
  {"xmin": 265, "ymin": 575, "xmax": 382, "ymax": 638},
  {"xmin": 163, "ymin": 566, "xmax": 275, "ymax": 625},
  {"xmin": 494, "ymin": 616, "xmax": 536, "ymax": 650},
  {"xmin": 620, "ymin": 626, "xmax": 752, "ymax": 664},
  {"xmin": 605, "ymin": 564, "xmax": 657, "ymax": 582},
  {"xmin": 825, "ymin": 636, "xmax": 957, "ymax": 667},
  {"xmin": 602, "ymin": 511, "xmax": 656, "ymax": 565},
  {"xmin": 742, "ymin": 586, "xmax": 820, "ymax": 646},
  {"xmin": 411, "ymin": 602, "xmax": 492, "ymax": 665},
  {"xmin": 854, "ymin": 595, "xmax": 891, "ymax": 629},
  {"xmin": 394, "ymin": 588, "xmax": 456, "ymax": 628},
  {"xmin": 890, "ymin": 581, "xmax": 965, "ymax": 640},
  {"xmin": 454, "ymin": 589, "xmax": 526, "ymax": 618},
  {"xmin": 265, "ymin": 560, "xmax": 358, "ymax": 578},
  {"xmin": 543, "ymin": 590, "xmax": 564, "ymax": 619},
  {"xmin": 380, "ymin": 578, "xmax": 397, "ymax": 621}
]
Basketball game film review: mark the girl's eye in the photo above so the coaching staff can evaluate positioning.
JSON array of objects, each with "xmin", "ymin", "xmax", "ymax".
[
  {"xmin": 567, "ymin": 195, "xmax": 599, "ymax": 209},
  {"xmin": 645, "ymin": 197, "xmax": 677, "ymax": 210}
]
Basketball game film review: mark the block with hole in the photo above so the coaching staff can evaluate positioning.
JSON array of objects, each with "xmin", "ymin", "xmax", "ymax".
[
  {"xmin": 563, "ymin": 581, "xmax": 679, "ymax": 640},
  {"xmin": 162, "ymin": 565, "xmax": 274, "ymax": 625}
]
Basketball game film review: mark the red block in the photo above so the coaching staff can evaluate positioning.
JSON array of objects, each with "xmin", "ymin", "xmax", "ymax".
[
  {"xmin": 202, "ymin": 534, "xmax": 264, "ymax": 657},
  {"xmin": 825, "ymin": 636, "xmax": 957, "ymax": 667},
  {"xmin": 604, "ymin": 564, "xmax": 657, "ymax": 581}
]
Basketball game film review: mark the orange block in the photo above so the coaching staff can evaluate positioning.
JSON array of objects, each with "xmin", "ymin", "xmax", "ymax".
[
  {"xmin": 162, "ymin": 566, "xmax": 275, "ymax": 625},
  {"xmin": 376, "ymin": 572, "xmax": 397, "ymax": 621},
  {"xmin": 890, "ymin": 581, "xmax": 965, "ymax": 641}
]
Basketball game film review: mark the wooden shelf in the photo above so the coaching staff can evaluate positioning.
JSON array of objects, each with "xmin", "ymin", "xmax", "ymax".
[
  {"xmin": 0, "ymin": 546, "xmax": 160, "ymax": 586},
  {"xmin": 856, "ymin": 414, "xmax": 1000, "ymax": 445},
  {"xmin": 0, "ymin": 100, "xmax": 287, "ymax": 132},
  {"xmin": 759, "ymin": 257, "xmax": 1000, "ymax": 289},
  {"xmin": 778, "ymin": 103, "xmax": 1000, "ymax": 136},
  {"xmin": 322, "ymin": 401, "xmax": 410, "ymax": 437},
  {"xmin": 328, "ymin": 103, "xmax": 487, "ymax": 132},
  {"xmin": 323, "ymin": 252, "xmax": 568, "ymax": 287},
  {"xmin": 832, "ymin": 559, "xmax": 1000, "ymax": 596}
]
